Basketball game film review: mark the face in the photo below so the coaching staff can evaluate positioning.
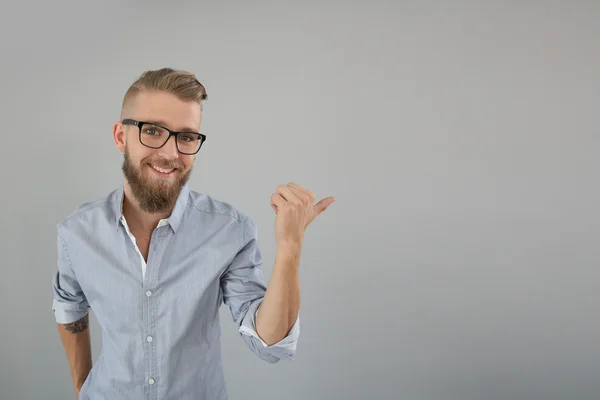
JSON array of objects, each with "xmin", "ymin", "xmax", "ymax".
[{"xmin": 113, "ymin": 90, "xmax": 202, "ymax": 214}]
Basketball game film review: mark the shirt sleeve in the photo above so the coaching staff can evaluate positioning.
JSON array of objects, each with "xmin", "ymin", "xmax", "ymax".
[
  {"xmin": 52, "ymin": 227, "xmax": 90, "ymax": 324},
  {"xmin": 220, "ymin": 216, "xmax": 300, "ymax": 364}
]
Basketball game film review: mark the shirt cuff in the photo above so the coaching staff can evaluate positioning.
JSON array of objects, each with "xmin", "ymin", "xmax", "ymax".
[
  {"xmin": 238, "ymin": 299, "xmax": 300, "ymax": 351},
  {"xmin": 52, "ymin": 300, "xmax": 89, "ymax": 324}
]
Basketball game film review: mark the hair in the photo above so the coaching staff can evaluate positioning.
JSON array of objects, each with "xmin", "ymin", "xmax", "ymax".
[{"xmin": 120, "ymin": 67, "xmax": 208, "ymax": 118}]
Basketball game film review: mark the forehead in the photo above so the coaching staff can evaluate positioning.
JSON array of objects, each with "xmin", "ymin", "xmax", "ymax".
[{"xmin": 129, "ymin": 90, "xmax": 202, "ymax": 132}]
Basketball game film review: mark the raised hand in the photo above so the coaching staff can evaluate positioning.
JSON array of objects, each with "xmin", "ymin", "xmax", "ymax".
[{"xmin": 270, "ymin": 182, "xmax": 335, "ymax": 246}]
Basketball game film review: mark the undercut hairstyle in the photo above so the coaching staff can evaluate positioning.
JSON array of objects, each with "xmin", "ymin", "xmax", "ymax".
[{"xmin": 120, "ymin": 67, "xmax": 208, "ymax": 118}]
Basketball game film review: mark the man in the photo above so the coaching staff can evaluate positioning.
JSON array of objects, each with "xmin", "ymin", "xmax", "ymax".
[{"xmin": 51, "ymin": 68, "xmax": 335, "ymax": 399}]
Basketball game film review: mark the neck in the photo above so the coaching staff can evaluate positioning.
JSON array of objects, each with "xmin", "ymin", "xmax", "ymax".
[{"xmin": 122, "ymin": 183, "xmax": 173, "ymax": 234}]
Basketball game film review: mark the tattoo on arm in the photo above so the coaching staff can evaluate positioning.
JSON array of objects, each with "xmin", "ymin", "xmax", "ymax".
[{"xmin": 63, "ymin": 314, "xmax": 89, "ymax": 334}]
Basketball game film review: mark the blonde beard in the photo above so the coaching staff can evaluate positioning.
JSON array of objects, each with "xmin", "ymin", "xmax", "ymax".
[{"xmin": 121, "ymin": 146, "xmax": 191, "ymax": 213}]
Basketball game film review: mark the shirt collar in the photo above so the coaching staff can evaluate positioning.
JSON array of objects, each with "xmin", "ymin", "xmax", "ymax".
[{"xmin": 113, "ymin": 184, "xmax": 190, "ymax": 233}]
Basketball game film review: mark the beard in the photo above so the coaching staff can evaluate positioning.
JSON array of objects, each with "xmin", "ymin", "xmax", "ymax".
[{"xmin": 122, "ymin": 145, "xmax": 192, "ymax": 214}]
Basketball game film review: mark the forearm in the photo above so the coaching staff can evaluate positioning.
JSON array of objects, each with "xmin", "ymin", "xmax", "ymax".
[
  {"xmin": 256, "ymin": 242, "xmax": 301, "ymax": 345},
  {"xmin": 57, "ymin": 314, "xmax": 93, "ymax": 394}
]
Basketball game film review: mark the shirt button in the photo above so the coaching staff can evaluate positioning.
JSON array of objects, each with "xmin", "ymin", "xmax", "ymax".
[
  {"xmin": 145, "ymin": 290, "xmax": 152, "ymax": 297},
  {"xmin": 148, "ymin": 378, "xmax": 155, "ymax": 385},
  {"xmin": 147, "ymin": 336, "xmax": 153, "ymax": 342}
]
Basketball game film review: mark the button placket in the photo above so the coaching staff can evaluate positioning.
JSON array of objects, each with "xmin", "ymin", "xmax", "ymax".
[{"xmin": 145, "ymin": 229, "xmax": 161, "ymax": 394}]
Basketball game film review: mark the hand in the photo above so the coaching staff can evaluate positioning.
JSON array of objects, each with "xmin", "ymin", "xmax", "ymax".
[{"xmin": 270, "ymin": 182, "xmax": 336, "ymax": 246}]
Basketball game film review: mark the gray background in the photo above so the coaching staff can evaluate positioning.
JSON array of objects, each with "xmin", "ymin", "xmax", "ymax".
[{"xmin": 1, "ymin": 1, "xmax": 599, "ymax": 399}]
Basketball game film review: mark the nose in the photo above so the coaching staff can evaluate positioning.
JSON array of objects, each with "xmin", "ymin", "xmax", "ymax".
[{"xmin": 157, "ymin": 135, "xmax": 179, "ymax": 160}]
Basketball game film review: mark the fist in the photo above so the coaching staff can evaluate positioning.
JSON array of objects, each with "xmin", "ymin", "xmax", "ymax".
[{"xmin": 270, "ymin": 182, "xmax": 335, "ymax": 246}]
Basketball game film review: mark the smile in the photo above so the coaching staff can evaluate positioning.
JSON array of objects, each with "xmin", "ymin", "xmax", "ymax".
[{"xmin": 149, "ymin": 164, "xmax": 176, "ymax": 175}]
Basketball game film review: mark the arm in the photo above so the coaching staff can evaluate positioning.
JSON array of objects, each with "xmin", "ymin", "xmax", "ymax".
[
  {"xmin": 255, "ymin": 242, "xmax": 301, "ymax": 345},
  {"xmin": 258, "ymin": 182, "xmax": 334, "ymax": 343},
  {"xmin": 221, "ymin": 217, "xmax": 300, "ymax": 364},
  {"xmin": 56, "ymin": 314, "xmax": 93, "ymax": 397},
  {"xmin": 52, "ymin": 227, "xmax": 92, "ymax": 397},
  {"xmin": 221, "ymin": 183, "xmax": 333, "ymax": 363}
]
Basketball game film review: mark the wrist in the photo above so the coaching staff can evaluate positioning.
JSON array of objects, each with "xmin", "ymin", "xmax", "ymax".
[{"xmin": 277, "ymin": 239, "xmax": 303, "ymax": 253}]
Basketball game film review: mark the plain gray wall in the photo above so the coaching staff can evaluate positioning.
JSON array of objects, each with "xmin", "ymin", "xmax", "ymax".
[{"xmin": 1, "ymin": 1, "xmax": 599, "ymax": 399}]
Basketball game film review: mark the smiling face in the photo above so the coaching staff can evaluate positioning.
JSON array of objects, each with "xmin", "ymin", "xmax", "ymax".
[{"xmin": 113, "ymin": 90, "xmax": 202, "ymax": 213}]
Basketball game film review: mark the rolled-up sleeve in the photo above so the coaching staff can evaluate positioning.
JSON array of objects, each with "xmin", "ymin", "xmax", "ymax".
[
  {"xmin": 220, "ymin": 217, "xmax": 300, "ymax": 364},
  {"xmin": 52, "ymin": 228, "xmax": 89, "ymax": 324}
]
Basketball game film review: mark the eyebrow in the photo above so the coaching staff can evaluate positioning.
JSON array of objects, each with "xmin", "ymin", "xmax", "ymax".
[{"xmin": 147, "ymin": 119, "xmax": 199, "ymax": 133}]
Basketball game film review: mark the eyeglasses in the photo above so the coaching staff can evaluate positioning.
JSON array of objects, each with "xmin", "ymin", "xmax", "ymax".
[{"xmin": 121, "ymin": 119, "xmax": 206, "ymax": 155}]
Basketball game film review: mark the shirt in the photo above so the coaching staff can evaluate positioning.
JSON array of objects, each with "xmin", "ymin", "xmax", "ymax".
[{"xmin": 51, "ymin": 184, "xmax": 300, "ymax": 400}]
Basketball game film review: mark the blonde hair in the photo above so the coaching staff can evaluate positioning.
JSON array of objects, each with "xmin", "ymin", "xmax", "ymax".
[{"xmin": 120, "ymin": 67, "xmax": 207, "ymax": 118}]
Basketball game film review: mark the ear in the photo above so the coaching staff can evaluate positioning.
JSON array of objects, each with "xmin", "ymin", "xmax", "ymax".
[{"xmin": 113, "ymin": 121, "xmax": 126, "ymax": 153}]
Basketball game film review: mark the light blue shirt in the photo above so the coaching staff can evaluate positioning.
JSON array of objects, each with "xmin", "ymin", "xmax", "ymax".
[{"xmin": 51, "ymin": 184, "xmax": 299, "ymax": 400}]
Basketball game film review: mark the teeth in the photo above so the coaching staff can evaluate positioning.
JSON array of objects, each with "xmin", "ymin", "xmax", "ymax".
[{"xmin": 151, "ymin": 165, "xmax": 174, "ymax": 174}]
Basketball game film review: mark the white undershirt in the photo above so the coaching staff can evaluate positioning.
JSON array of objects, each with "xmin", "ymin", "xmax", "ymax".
[{"xmin": 120, "ymin": 215, "xmax": 169, "ymax": 280}]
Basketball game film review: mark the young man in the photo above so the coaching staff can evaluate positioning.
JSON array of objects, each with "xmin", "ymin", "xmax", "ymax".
[{"xmin": 51, "ymin": 68, "xmax": 335, "ymax": 399}]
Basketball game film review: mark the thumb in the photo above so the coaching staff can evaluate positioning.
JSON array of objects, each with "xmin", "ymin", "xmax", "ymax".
[{"xmin": 314, "ymin": 197, "xmax": 336, "ymax": 215}]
